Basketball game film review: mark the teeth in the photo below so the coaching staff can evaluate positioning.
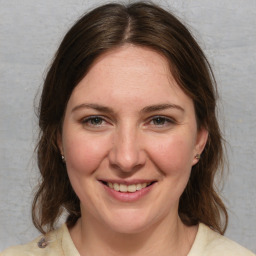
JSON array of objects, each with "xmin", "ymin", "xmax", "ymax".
[
  {"xmin": 119, "ymin": 184, "xmax": 128, "ymax": 192},
  {"xmin": 108, "ymin": 182, "xmax": 113, "ymax": 189},
  {"xmin": 136, "ymin": 183, "xmax": 142, "ymax": 190},
  {"xmin": 113, "ymin": 183, "xmax": 119, "ymax": 191},
  {"xmin": 106, "ymin": 182, "xmax": 151, "ymax": 193},
  {"xmin": 127, "ymin": 184, "xmax": 136, "ymax": 192},
  {"xmin": 141, "ymin": 183, "xmax": 147, "ymax": 188}
]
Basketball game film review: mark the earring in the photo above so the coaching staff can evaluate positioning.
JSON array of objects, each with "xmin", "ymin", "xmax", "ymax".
[
  {"xmin": 195, "ymin": 154, "xmax": 201, "ymax": 160},
  {"xmin": 61, "ymin": 155, "xmax": 65, "ymax": 163}
]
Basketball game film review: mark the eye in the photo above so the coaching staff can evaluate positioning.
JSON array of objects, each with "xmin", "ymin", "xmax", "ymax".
[
  {"xmin": 148, "ymin": 116, "xmax": 175, "ymax": 128},
  {"xmin": 152, "ymin": 116, "xmax": 168, "ymax": 125},
  {"xmin": 81, "ymin": 116, "xmax": 106, "ymax": 127}
]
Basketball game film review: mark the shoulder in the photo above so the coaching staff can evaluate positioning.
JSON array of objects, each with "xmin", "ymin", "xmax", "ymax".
[
  {"xmin": 0, "ymin": 225, "xmax": 65, "ymax": 256},
  {"xmin": 189, "ymin": 223, "xmax": 256, "ymax": 256}
]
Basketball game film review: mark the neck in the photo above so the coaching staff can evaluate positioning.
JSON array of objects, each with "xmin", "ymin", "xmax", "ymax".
[{"xmin": 69, "ymin": 214, "xmax": 198, "ymax": 256}]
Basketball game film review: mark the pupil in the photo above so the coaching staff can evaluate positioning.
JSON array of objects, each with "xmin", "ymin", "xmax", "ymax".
[
  {"xmin": 92, "ymin": 117, "xmax": 102, "ymax": 125},
  {"xmin": 154, "ymin": 117, "xmax": 164, "ymax": 125}
]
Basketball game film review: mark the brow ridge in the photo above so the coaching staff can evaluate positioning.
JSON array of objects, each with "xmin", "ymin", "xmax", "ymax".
[
  {"xmin": 72, "ymin": 103, "xmax": 114, "ymax": 113},
  {"xmin": 72, "ymin": 103, "xmax": 184, "ymax": 114},
  {"xmin": 140, "ymin": 103, "xmax": 184, "ymax": 113}
]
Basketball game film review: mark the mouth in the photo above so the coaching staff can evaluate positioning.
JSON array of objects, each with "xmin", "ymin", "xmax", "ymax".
[{"xmin": 100, "ymin": 181, "xmax": 156, "ymax": 193}]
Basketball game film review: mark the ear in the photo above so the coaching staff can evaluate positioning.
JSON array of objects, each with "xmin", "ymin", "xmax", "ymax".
[{"xmin": 192, "ymin": 127, "xmax": 208, "ymax": 165}]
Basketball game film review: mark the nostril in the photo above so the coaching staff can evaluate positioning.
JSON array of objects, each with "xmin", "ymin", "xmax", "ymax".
[{"xmin": 108, "ymin": 143, "xmax": 146, "ymax": 172}]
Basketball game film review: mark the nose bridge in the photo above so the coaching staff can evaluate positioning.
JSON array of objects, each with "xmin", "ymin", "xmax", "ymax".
[{"xmin": 110, "ymin": 121, "xmax": 144, "ymax": 172}]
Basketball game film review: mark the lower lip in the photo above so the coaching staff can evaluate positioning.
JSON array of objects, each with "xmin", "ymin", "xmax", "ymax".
[{"xmin": 102, "ymin": 183, "xmax": 155, "ymax": 202}]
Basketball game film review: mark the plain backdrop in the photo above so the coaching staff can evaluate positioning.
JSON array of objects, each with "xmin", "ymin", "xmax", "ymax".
[{"xmin": 0, "ymin": 0, "xmax": 255, "ymax": 253}]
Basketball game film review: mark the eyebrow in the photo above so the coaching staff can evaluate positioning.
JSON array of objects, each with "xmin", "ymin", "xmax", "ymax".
[
  {"xmin": 72, "ymin": 103, "xmax": 184, "ymax": 114},
  {"xmin": 140, "ymin": 103, "xmax": 184, "ymax": 113},
  {"xmin": 72, "ymin": 103, "xmax": 115, "ymax": 114}
]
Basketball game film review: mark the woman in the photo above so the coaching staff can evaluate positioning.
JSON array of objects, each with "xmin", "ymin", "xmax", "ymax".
[{"xmin": 1, "ymin": 2, "xmax": 255, "ymax": 256}]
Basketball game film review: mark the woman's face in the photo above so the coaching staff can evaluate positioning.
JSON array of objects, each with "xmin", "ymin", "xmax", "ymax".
[{"xmin": 59, "ymin": 45, "xmax": 208, "ymax": 234}]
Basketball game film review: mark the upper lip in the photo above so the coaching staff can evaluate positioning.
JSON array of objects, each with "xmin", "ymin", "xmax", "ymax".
[{"xmin": 99, "ymin": 179, "xmax": 157, "ymax": 185}]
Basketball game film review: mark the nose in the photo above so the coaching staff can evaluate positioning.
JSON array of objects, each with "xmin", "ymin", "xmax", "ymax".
[{"xmin": 109, "ymin": 124, "xmax": 146, "ymax": 173}]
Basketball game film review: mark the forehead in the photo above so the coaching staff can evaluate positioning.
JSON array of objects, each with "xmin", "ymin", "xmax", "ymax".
[{"xmin": 68, "ymin": 45, "xmax": 193, "ymax": 111}]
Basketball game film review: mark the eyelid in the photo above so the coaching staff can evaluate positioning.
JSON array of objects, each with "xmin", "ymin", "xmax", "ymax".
[
  {"xmin": 80, "ymin": 115, "xmax": 177, "ymax": 129},
  {"xmin": 81, "ymin": 115, "xmax": 105, "ymax": 122},
  {"xmin": 148, "ymin": 115, "xmax": 176, "ymax": 123},
  {"xmin": 81, "ymin": 115, "xmax": 110, "ymax": 127},
  {"xmin": 145, "ymin": 115, "xmax": 177, "ymax": 129}
]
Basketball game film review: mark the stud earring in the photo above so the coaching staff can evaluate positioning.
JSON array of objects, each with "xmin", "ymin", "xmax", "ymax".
[
  {"xmin": 61, "ymin": 155, "xmax": 65, "ymax": 163},
  {"xmin": 195, "ymin": 154, "xmax": 201, "ymax": 160}
]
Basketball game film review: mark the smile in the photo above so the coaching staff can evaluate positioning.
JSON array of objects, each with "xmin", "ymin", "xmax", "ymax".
[
  {"xmin": 106, "ymin": 182, "xmax": 153, "ymax": 193},
  {"xmin": 100, "ymin": 180, "xmax": 157, "ymax": 202},
  {"xmin": 100, "ymin": 180, "xmax": 156, "ymax": 193}
]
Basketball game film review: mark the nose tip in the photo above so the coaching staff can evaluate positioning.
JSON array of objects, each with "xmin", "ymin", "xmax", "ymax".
[
  {"xmin": 110, "ymin": 151, "xmax": 143, "ymax": 172},
  {"xmin": 109, "ymin": 132, "xmax": 146, "ymax": 173}
]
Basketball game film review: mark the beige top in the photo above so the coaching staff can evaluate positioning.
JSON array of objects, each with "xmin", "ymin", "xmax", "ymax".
[{"xmin": 1, "ymin": 223, "xmax": 255, "ymax": 256}]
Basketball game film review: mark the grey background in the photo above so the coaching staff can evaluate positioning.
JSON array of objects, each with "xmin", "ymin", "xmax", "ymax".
[{"xmin": 0, "ymin": 0, "xmax": 255, "ymax": 253}]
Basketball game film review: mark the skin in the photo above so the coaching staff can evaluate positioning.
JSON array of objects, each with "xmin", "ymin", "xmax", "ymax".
[{"xmin": 58, "ymin": 45, "xmax": 208, "ymax": 256}]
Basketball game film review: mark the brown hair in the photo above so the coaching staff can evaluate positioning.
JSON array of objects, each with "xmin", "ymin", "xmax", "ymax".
[{"xmin": 33, "ymin": 2, "xmax": 228, "ymax": 235}]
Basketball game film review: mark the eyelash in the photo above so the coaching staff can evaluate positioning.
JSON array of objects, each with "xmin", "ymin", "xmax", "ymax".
[
  {"xmin": 81, "ymin": 116, "xmax": 106, "ymax": 127},
  {"xmin": 147, "ymin": 116, "xmax": 176, "ymax": 127},
  {"xmin": 81, "ymin": 115, "xmax": 176, "ymax": 129}
]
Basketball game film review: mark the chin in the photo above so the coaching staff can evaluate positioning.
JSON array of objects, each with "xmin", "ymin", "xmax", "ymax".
[
  {"xmin": 102, "ymin": 209, "xmax": 157, "ymax": 235},
  {"xmin": 110, "ymin": 221, "xmax": 151, "ymax": 235}
]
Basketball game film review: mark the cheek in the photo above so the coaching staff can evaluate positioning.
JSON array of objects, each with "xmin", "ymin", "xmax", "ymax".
[
  {"xmin": 63, "ymin": 132, "xmax": 109, "ymax": 175},
  {"xmin": 146, "ymin": 134, "xmax": 195, "ymax": 175}
]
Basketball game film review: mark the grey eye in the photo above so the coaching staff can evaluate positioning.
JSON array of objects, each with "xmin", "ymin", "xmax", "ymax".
[
  {"xmin": 82, "ymin": 116, "xmax": 104, "ymax": 126},
  {"xmin": 152, "ymin": 117, "xmax": 168, "ymax": 125},
  {"xmin": 89, "ymin": 117, "xmax": 103, "ymax": 125}
]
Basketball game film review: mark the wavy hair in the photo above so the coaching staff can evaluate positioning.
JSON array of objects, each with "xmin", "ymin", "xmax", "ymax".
[{"xmin": 32, "ymin": 2, "xmax": 228, "ymax": 235}]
